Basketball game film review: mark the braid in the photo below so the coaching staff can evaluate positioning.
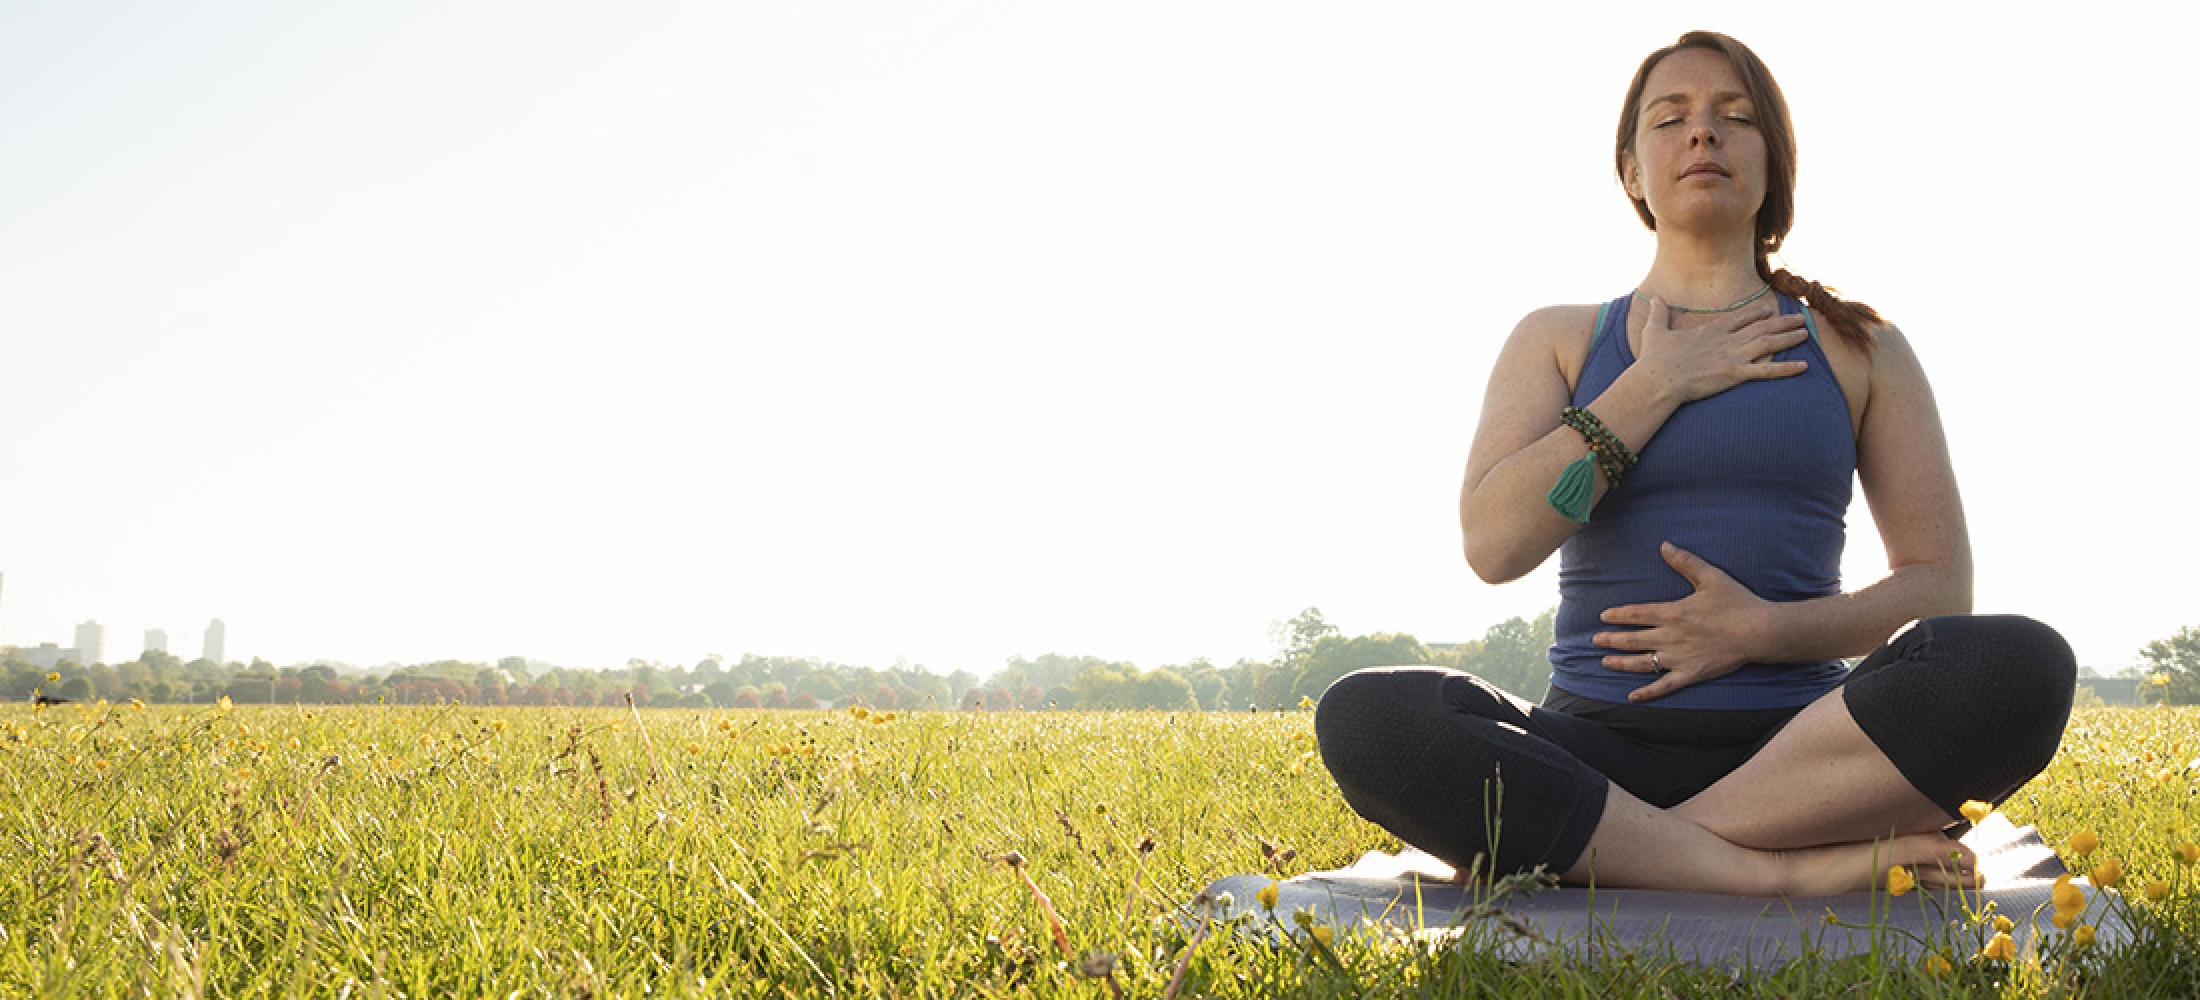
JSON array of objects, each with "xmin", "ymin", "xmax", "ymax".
[{"xmin": 1764, "ymin": 267, "xmax": 1883, "ymax": 349}]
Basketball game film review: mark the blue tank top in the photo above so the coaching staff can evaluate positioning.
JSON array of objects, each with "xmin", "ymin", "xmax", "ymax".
[{"xmin": 1546, "ymin": 292, "xmax": 1853, "ymax": 709}]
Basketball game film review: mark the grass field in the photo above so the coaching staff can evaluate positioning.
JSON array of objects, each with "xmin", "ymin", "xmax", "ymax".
[{"xmin": 1, "ymin": 701, "xmax": 2194, "ymax": 998}]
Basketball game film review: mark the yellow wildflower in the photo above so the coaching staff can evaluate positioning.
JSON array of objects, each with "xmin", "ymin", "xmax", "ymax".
[
  {"xmin": 1959, "ymin": 800, "xmax": 1993, "ymax": 824},
  {"xmin": 1979, "ymin": 931, "xmax": 2016, "ymax": 962},
  {"xmin": 1921, "ymin": 952, "xmax": 1953, "ymax": 976},
  {"xmin": 2052, "ymin": 873, "xmax": 2086, "ymax": 914},
  {"xmin": 2175, "ymin": 842, "xmax": 2199, "ymax": 866},
  {"xmin": 1992, "ymin": 914, "xmax": 2014, "ymax": 934},
  {"xmin": 2052, "ymin": 910, "xmax": 2076, "ymax": 929},
  {"xmin": 608, "ymin": 722, "xmax": 623, "ymax": 733},
  {"xmin": 217, "ymin": 696, "xmax": 234, "ymax": 714},
  {"xmin": 686, "ymin": 741, "xmax": 703, "ymax": 756},
  {"xmin": 130, "ymin": 699, "xmax": 145, "ymax": 712},
  {"xmin": 2073, "ymin": 924, "xmax": 2096, "ymax": 948},
  {"xmin": 46, "ymin": 672, "xmax": 60, "ymax": 683},
  {"xmin": 2066, "ymin": 829, "xmax": 2098, "ymax": 855},
  {"xmin": 1886, "ymin": 866, "xmax": 1915, "ymax": 897},
  {"xmin": 1310, "ymin": 925, "xmax": 1333, "ymax": 947},
  {"xmin": 2143, "ymin": 881, "xmax": 2171, "ymax": 903},
  {"xmin": 2149, "ymin": 672, "xmax": 2171, "ymax": 687},
  {"xmin": 491, "ymin": 720, "xmax": 507, "ymax": 733},
  {"xmin": 1297, "ymin": 695, "xmax": 1316, "ymax": 710},
  {"xmin": 716, "ymin": 719, "xmax": 733, "ymax": 732},
  {"xmin": 849, "ymin": 706, "xmax": 869, "ymax": 720},
  {"xmin": 2090, "ymin": 857, "xmax": 2123, "ymax": 889},
  {"xmin": 1257, "ymin": 881, "xmax": 1280, "ymax": 911}
]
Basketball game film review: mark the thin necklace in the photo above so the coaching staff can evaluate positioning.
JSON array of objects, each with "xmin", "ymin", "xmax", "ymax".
[{"xmin": 1632, "ymin": 281, "xmax": 1772, "ymax": 313}]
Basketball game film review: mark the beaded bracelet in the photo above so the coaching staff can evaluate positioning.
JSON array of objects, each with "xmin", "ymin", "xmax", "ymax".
[{"xmin": 1546, "ymin": 406, "xmax": 1638, "ymax": 522}]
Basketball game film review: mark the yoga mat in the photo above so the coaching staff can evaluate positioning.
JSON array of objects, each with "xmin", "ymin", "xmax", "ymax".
[{"xmin": 1195, "ymin": 815, "xmax": 2132, "ymax": 969}]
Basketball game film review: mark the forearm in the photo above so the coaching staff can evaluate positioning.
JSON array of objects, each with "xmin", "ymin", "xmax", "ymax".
[
  {"xmin": 1755, "ymin": 560, "xmax": 1974, "ymax": 662},
  {"xmin": 1461, "ymin": 365, "xmax": 1683, "ymax": 582}
]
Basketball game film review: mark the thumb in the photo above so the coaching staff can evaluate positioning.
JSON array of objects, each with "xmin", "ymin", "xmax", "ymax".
[
  {"xmin": 1646, "ymin": 296, "xmax": 1668, "ymax": 332},
  {"xmin": 1628, "ymin": 675, "xmax": 1677, "ymax": 703}
]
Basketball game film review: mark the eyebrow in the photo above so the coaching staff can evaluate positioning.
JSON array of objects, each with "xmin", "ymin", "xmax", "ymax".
[{"xmin": 1642, "ymin": 90, "xmax": 1753, "ymax": 114}]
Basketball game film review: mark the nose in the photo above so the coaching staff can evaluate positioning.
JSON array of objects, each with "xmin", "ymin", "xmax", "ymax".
[{"xmin": 1689, "ymin": 122, "xmax": 1720, "ymax": 149}]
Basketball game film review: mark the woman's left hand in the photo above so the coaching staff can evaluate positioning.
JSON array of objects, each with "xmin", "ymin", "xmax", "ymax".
[{"xmin": 1594, "ymin": 542, "xmax": 1776, "ymax": 702}]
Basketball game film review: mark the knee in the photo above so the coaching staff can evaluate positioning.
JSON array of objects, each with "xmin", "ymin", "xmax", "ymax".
[
  {"xmin": 1313, "ymin": 667, "xmax": 1419, "ymax": 755},
  {"xmin": 1934, "ymin": 614, "xmax": 2077, "ymax": 715}
]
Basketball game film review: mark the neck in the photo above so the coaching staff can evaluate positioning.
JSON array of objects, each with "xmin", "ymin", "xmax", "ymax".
[{"xmin": 1637, "ymin": 229, "xmax": 1765, "ymax": 310}]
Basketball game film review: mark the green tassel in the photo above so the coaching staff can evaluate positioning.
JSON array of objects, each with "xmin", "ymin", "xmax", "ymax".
[{"xmin": 1547, "ymin": 453, "xmax": 1596, "ymax": 523}]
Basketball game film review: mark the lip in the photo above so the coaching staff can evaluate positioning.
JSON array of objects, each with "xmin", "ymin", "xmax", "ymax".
[{"xmin": 1681, "ymin": 161, "xmax": 1730, "ymax": 179}]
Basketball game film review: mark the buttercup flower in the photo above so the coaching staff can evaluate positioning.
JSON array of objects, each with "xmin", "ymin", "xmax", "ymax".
[
  {"xmin": 1310, "ymin": 925, "xmax": 1333, "ymax": 947},
  {"xmin": 46, "ymin": 672, "xmax": 59, "ymax": 684},
  {"xmin": 1992, "ymin": 915, "xmax": 2014, "ymax": 934},
  {"xmin": 1979, "ymin": 931, "xmax": 2016, "ymax": 962},
  {"xmin": 2175, "ymin": 842, "xmax": 2199, "ymax": 866},
  {"xmin": 2052, "ymin": 873, "xmax": 2086, "ymax": 914},
  {"xmin": 2066, "ymin": 829, "xmax": 2098, "ymax": 855},
  {"xmin": 2052, "ymin": 910, "xmax": 2076, "ymax": 929},
  {"xmin": 2090, "ymin": 857, "xmax": 2123, "ymax": 889},
  {"xmin": 2073, "ymin": 924, "xmax": 2096, "ymax": 947},
  {"xmin": 1257, "ymin": 881, "xmax": 1280, "ymax": 911},
  {"xmin": 1921, "ymin": 952, "xmax": 1953, "ymax": 976},
  {"xmin": 1959, "ymin": 800, "xmax": 1993, "ymax": 824},
  {"xmin": 217, "ymin": 695, "xmax": 234, "ymax": 714},
  {"xmin": 2143, "ymin": 880, "xmax": 2171, "ymax": 903},
  {"xmin": 1885, "ymin": 866, "xmax": 1914, "ymax": 897}
]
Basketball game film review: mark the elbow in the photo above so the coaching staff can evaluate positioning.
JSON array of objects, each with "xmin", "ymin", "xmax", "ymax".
[{"xmin": 1463, "ymin": 536, "xmax": 1532, "ymax": 586}]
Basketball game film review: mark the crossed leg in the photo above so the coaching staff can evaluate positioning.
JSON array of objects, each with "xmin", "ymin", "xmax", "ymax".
[{"xmin": 1558, "ymin": 688, "xmax": 1973, "ymax": 896}]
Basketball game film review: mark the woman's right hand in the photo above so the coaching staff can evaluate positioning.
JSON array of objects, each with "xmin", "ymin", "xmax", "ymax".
[{"xmin": 1633, "ymin": 297, "xmax": 1812, "ymax": 403}]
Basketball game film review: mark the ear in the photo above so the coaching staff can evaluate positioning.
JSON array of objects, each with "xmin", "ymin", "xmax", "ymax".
[{"xmin": 1619, "ymin": 150, "xmax": 1644, "ymax": 201}]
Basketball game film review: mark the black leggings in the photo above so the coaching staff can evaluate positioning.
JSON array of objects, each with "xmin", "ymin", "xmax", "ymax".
[{"xmin": 1313, "ymin": 615, "xmax": 2076, "ymax": 877}]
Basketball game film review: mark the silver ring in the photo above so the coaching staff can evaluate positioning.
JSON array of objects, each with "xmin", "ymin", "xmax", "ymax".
[{"xmin": 1650, "ymin": 651, "xmax": 1663, "ymax": 671}]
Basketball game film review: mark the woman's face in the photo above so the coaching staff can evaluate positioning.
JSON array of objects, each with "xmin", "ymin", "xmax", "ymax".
[{"xmin": 1622, "ymin": 47, "xmax": 1768, "ymax": 237}]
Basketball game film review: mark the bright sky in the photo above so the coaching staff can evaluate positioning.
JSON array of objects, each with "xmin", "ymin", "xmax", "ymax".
[{"xmin": 3, "ymin": 2, "xmax": 2194, "ymax": 676}]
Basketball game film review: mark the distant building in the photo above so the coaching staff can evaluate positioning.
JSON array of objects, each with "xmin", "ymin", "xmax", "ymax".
[
  {"xmin": 74, "ymin": 621, "xmax": 104, "ymax": 667},
  {"xmin": 26, "ymin": 642, "xmax": 61, "ymax": 669},
  {"xmin": 144, "ymin": 629, "xmax": 169, "ymax": 656},
  {"xmin": 203, "ymin": 619, "xmax": 226, "ymax": 665}
]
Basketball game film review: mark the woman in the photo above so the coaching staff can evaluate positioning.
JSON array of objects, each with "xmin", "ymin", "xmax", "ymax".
[{"xmin": 1313, "ymin": 32, "xmax": 2073, "ymax": 896}]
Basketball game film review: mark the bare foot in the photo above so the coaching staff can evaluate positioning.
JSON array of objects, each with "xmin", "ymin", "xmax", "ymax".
[{"xmin": 1771, "ymin": 833, "xmax": 1979, "ymax": 896}]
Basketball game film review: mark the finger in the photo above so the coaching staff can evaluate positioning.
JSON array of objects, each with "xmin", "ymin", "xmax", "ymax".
[
  {"xmin": 1748, "ymin": 328, "xmax": 1812, "ymax": 358},
  {"xmin": 1599, "ymin": 603, "xmax": 1667, "ymax": 626},
  {"xmin": 1645, "ymin": 296, "xmax": 1669, "ymax": 332},
  {"xmin": 1627, "ymin": 674, "xmax": 1686, "ymax": 702},
  {"xmin": 1592, "ymin": 629, "xmax": 1661, "ymax": 651},
  {"xmin": 1738, "ymin": 359, "xmax": 1809, "ymax": 381},
  {"xmin": 1659, "ymin": 541, "xmax": 1731, "ymax": 589},
  {"xmin": 1601, "ymin": 653, "xmax": 1663, "ymax": 673},
  {"xmin": 1734, "ymin": 310, "xmax": 1806, "ymax": 336}
]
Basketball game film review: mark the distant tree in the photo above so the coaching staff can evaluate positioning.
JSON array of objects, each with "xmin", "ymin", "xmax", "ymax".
[
  {"xmin": 1188, "ymin": 667, "xmax": 1227, "ymax": 710},
  {"xmin": 57, "ymin": 676, "xmax": 93, "ymax": 701},
  {"xmin": 1292, "ymin": 633, "xmax": 1432, "ymax": 703},
  {"xmin": 1137, "ymin": 668, "xmax": 1198, "ymax": 711},
  {"xmin": 760, "ymin": 683, "xmax": 789, "ymax": 710},
  {"xmin": 790, "ymin": 691, "xmax": 821, "ymax": 711},
  {"xmin": 2139, "ymin": 626, "xmax": 2200, "ymax": 705},
  {"xmin": 732, "ymin": 686, "xmax": 762, "ymax": 709},
  {"xmin": 1275, "ymin": 608, "xmax": 1341, "ymax": 667},
  {"xmin": 1452, "ymin": 609, "xmax": 1557, "ymax": 699}
]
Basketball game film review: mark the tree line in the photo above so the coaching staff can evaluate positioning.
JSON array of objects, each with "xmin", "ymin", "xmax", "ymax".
[{"xmin": 11, "ymin": 614, "xmax": 2195, "ymax": 710}]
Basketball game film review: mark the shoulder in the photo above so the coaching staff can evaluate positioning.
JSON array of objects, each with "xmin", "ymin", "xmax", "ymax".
[
  {"xmin": 1505, "ymin": 303, "xmax": 1609, "ymax": 385},
  {"xmin": 1511, "ymin": 303, "xmax": 1606, "ymax": 343}
]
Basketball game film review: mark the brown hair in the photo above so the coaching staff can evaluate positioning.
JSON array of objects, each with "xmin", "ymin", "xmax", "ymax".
[{"xmin": 1614, "ymin": 31, "xmax": 1883, "ymax": 348}]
